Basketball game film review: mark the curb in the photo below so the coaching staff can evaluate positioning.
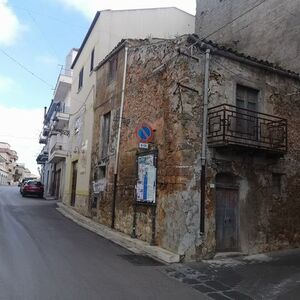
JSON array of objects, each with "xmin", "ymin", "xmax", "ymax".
[{"xmin": 56, "ymin": 203, "xmax": 180, "ymax": 264}]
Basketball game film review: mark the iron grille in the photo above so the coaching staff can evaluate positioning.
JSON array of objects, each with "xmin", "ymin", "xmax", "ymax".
[{"xmin": 207, "ymin": 104, "xmax": 287, "ymax": 153}]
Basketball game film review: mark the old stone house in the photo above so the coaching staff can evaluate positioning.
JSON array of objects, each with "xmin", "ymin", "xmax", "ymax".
[{"xmin": 90, "ymin": 35, "xmax": 300, "ymax": 260}]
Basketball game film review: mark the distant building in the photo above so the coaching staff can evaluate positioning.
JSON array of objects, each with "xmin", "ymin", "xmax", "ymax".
[
  {"xmin": 0, "ymin": 154, "xmax": 9, "ymax": 185},
  {"xmin": 195, "ymin": 0, "xmax": 300, "ymax": 73},
  {"xmin": 0, "ymin": 142, "xmax": 18, "ymax": 184}
]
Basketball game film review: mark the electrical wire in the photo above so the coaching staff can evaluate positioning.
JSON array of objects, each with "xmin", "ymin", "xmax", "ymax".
[
  {"xmin": 202, "ymin": 0, "xmax": 268, "ymax": 40},
  {"xmin": 0, "ymin": 48, "xmax": 54, "ymax": 88}
]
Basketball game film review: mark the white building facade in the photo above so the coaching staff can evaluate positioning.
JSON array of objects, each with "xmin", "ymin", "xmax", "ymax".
[{"xmin": 37, "ymin": 49, "xmax": 78, "ymax": 199}]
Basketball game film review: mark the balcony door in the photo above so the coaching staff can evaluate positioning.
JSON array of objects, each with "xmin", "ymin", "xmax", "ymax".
[{"xmin": 236, "ymin": 85, "xmax": 258, "ymax": 139}]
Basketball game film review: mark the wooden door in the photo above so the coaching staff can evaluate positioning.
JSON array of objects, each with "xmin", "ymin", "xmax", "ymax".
[
  {"xmin": 216, "ymin": 187, "xmax": 239, "ymax": 252},
  {"xmin": 70, "ymin": 161, "xmax": 78, "ymax": 206},
  {"xmin": 55, "ymin": 169, "xmax": 61, "ymax": 199}
]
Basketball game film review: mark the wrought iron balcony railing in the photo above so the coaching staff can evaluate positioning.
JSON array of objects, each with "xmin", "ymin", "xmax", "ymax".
[{"xmin": 207, "ymin": 104, "xmax": 287, "ymax": 153}]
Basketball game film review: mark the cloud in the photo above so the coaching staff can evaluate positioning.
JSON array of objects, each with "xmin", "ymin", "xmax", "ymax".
[
  {"xmin": 36, "ymin": 54, "xmax": 59, "ymax": 66},
  {"xmin": 0, "ymin": 75, "xmax": 14, "ymax": 92},
  {"xmin": 55, "ymin": 0, "xmax": 195, "ymax": 19},
  {"xmin": 0, "ymin": 104, "xmax": 44, "ymax": 176},
  {"xmin": 0, "ymin": 0, "xmax": 24, "ymax": 45}
]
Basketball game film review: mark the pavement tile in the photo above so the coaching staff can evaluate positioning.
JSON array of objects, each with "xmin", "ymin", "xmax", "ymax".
[
  {"xmin": 182, "ymin": 278, "xmax": 201, "ymax": 284},
  {"xmin": 223, "ymin": 291, "xmax": 253, "ymax": 300},
  {"xmin": 193, "ymin": 284, "xmax": 216, "ymax": 293},
  {"xmin": 173, "ymin": 272, "xmax": 185, "ymax": 279},
  {"xmin": 207, "ymin": 292, "xmax": 232, "ymax": 300},
  {"xmin": 197, "ymin": 274, "xmax": 210, "ymax": 281},
  {"xmin": 205, "ymin": 280, "xmax": 231, "ymax": 291}
]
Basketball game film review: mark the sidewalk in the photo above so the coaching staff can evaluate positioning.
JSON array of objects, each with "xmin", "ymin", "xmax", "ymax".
[
  {"xmin": 56, "ymin": 202, "xmax": 180, "ymax": 264},
  {"xmin": 163, "ymin": 248, "xmax": 300, "ymax": 300}
]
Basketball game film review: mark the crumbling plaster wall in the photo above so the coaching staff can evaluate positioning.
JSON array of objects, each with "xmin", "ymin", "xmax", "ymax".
[
  {"xmin": 92, "ymin": 38, "xmax": 206, "ymax": 259},
  {"xmin": 122, "ymin": 39, "xmax": 205, "ymax": 259}
]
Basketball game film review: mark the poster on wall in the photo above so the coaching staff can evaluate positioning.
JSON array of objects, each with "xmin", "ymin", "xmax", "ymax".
[{"xmin": 136, "ymin": 152, "xmax": 157, "ymax": 203}]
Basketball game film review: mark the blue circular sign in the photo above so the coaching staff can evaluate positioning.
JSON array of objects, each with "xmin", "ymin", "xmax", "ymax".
[{"xmin": 136, "ymin": 123, "xmax": 153, "ymax": 142}]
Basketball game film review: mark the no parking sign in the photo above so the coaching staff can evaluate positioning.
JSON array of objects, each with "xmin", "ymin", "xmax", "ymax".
[{"xmin": 135, "ymin": 122, "xmax": 154, "ymax": 143}]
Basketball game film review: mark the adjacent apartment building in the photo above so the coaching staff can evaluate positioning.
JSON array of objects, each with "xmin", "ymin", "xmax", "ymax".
[
  {"xmin": 195, "ymin": 0, "xmax": 300, "ymax": 73},
  {"xmin": 37, "ymin": 49, "xmax": 78, "ymax": 199},
  {"xmin": 63, "ymin": 8, "xmax": 195, "ymax": 213},
  {"xmin": 89, "ymin": 34, "xmax": 300, "ymax": 260}
]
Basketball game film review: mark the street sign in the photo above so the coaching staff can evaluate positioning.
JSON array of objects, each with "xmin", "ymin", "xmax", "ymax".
[
  {"xmin": 138, "ymin": 142, "xmax": 149, "ymax": 149},
  {"xmin": 135, "ymin": 123, "xmax": 153, "ymax": 142}
]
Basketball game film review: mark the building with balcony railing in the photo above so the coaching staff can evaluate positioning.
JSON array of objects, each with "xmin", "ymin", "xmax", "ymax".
[
  {"xmin": 83, "ymin": 34, "xmax": 300, "ymax": 261},
  {"xmin": 37, "ymin": 49, "xmax": 77, "ymax": 200}
]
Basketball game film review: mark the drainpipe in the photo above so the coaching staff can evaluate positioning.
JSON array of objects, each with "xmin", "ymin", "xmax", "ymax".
[
  {"xmin": 111, "ymin": 46, "xmax": 128, "ymax": 229},
  {"xmin": 200, "ymin": 49, "xmax": 210, "ymax": 235}
]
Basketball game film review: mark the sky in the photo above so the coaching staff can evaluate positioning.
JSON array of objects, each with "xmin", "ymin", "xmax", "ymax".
[{"xmin": 0, "ymin": 0, "xmax": 196, "ymax": 176}]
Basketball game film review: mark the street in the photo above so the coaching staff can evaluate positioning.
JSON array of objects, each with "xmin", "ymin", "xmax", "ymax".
[
  {"xmin": 1, "ymin": 186, "xmax": 300, "ymax": 300},
  {"xmin": 0, "ymin": 186, "xmax": 204, "ymax": 300}
]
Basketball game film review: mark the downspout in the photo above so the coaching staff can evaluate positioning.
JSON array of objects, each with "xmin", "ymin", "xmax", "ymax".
[
  {"xmin": 200, "ymin": 49, "xmax": 210, "ymax": 234},
  {"xmin": 111, "ymin": 46, "xmax": 128, "ymax": 228}
]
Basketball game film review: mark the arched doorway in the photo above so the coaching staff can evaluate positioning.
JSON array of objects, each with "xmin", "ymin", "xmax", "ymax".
[{"xmin": 215, "ymin": 173, "xmax": 239, "ymax": 252}]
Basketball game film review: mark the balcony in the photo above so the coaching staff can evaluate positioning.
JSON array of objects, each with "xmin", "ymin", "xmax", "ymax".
[
  {"xmin": 53, "ymin": 112, "xmax": 70, "ymax": 129},
  {"xmin": 207, "ymin": 104, "xmax": 287, "ymax": 154},
  {"xmin": 36, "ymin": 153, "xmax": 48, "ymax": 165},
  {"xmin": 39, "ymin": 133, "xmax": 47, "ymax": 144},
  {"xmin": 48, "ymin": 143, "xmax": 67, "ymax": 163},
  {"xmin": 42, "ymin": 125, "xmax": 50, "ymax": 136}
]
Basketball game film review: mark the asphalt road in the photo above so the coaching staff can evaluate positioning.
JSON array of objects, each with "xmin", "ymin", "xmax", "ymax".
[{"xmin": 0, "ymin": 186, "xmax": 204, "ymax": 300}]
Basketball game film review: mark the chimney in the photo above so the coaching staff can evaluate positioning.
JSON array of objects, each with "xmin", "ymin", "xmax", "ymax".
[{"xmin": 44, "ymin": 106, "xmax": 47, "ymax": 119}]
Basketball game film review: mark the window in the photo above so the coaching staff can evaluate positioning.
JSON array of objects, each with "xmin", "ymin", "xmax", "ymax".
[
  {"xmin": 101, "ymin": 112, "xmax": 111, "ymax": 158},
  {"xmin": 78, "ymin": 67, "xmax": 84, "ymax": 91},
  {"xmin": 272, "ymin": 173, "xmax": 282, "ymax": 195},
  {"xmin": 108, "ymin": 56, "xmax": 118, "ymax": 83},
  {"xmin": 236, "ymin": 85, "xmax": 259, "ymax": 137},
  {"xmin": 90, "ymin": 48, "xmax": 95, "ymax": 73}
]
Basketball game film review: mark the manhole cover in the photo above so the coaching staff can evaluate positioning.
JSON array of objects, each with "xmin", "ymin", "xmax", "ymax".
[{"xmin": 118, "ymin": 254, "xmax": 164, "ymax": 266}]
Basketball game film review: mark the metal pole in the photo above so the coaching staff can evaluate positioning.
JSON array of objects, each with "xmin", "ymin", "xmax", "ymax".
[
  {"xmin": 111, "ymin": 46, "xmax": 128, "ymax": 229},
  {"xmin": 200, "ymin": 49, "xmax": 210, "ymax": 234}
]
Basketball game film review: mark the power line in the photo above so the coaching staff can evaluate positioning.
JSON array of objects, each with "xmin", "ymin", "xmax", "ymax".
[
  {"xmin": 202, "ymin": 0, "xmax": 268, "ymax": 40},
  {"xmin": 0, "ymin": 48, "xmax": 54, "ymax": 88},
  {"xmin": 26, "ymin": 11, "xmax": 60, "ymax": 60},
  {"xmin": 11, "ymin": 4, "xmax": 87, "ymax": 31}
]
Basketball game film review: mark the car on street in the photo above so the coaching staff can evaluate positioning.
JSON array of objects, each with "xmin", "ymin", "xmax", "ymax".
[
  {"xmin": 19, "ymin": 177, "xmax": 37, "ymax": 193},
  {"xmin": 21, "ymin": 180, "xmax": 44, "ymax": 198}
]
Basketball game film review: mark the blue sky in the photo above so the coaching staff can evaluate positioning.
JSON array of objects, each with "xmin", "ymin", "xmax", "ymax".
[
  {"xmin": 0, "ymin": 0, "xmax": 90, "ymax": 109},
  {"xmin": 0, "ymin": 0, "xmax": 195, "ymax": 175}
]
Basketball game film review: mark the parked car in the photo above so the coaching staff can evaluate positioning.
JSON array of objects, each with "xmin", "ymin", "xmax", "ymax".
[
  {"xmin": 19, "ymin": 177, "xmax": 37, "ymax": 193},
  {"xmin": 21, "ymin": 180, "xmax": 44, "ymax": 198}
]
